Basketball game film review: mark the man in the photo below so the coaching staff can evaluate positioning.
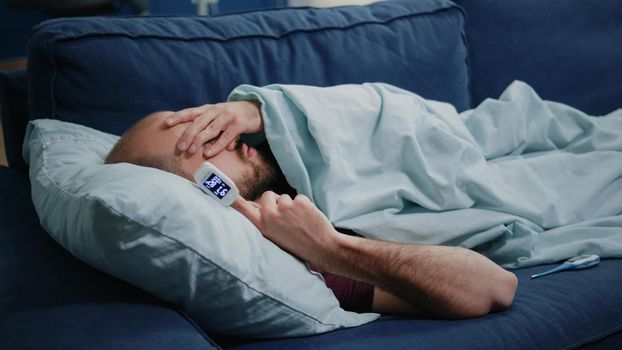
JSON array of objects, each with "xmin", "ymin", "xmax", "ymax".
[{"xmin": 105, "ymin": 100, "xmax": 518, "ymax": 319}]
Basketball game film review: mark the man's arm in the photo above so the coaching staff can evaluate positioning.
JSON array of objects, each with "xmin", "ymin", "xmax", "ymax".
[
  {"xmin": 331, "ymin": 233, "xmax": 517, "ymax": 318},
  {"xmin": 233, "ymin": 192, "xmax": 518, "ymax": 318}
]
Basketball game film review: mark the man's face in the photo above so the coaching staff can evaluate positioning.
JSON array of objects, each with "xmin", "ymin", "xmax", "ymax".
[{"xmin": 137, "ymin": 111, "xmax": 278, "ymax": 200}]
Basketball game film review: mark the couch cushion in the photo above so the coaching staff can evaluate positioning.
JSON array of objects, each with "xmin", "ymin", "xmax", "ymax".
[
  {"xmin": 27, "ymin": 0, "xmax": 470, "ymax": 136},
  {"xmin": 0, "ymin": 166, "xmax": 219, "ymax": 350},
  {"xmin": 22, "ymin": 118, "xmax": 378, "ymax": 338},
  {"xmin": 219, "ymin": 258, "xmax": 622, "ymax": 349},
  {"xmin": 455, "ymin": 0, "xmax": 622, "ymax": 115}
]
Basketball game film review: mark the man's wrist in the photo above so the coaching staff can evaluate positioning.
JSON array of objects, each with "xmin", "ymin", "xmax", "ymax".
[
  {"xmin": 247, "ymin": 99, "xmax": 264, "ymax": 133},
  {"xmin": 314, "ymin": 231, "xmax": 360, "ymax": 276}
]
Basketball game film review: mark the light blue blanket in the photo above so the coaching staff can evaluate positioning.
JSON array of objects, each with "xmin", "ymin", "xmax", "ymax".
[{"xmin": 229, "ymin": 81, "xmax": 622, "ymax": 268}]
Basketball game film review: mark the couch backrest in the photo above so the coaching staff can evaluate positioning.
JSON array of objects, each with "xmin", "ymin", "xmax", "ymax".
[
  {"xmin": 455, "ymin": 0, "xmax": 622, "ymax": 115},
  {"xmin": 26, "ymin": 0, "xmax": 469, "ymax": 136}
]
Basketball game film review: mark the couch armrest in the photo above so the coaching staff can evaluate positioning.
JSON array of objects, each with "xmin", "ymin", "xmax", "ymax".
[
  {"xmin": 0, "ymin": 70, "xmax": 29, "ymax": 174},
  {"xmin": 0, "ymin": 166, "xmax": 219, "ymax": 350}
]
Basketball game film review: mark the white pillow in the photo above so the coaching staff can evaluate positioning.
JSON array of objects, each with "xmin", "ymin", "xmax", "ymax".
[{"xmin": 23, "ymin": 119, "xmax": 379, "ymax": 338}]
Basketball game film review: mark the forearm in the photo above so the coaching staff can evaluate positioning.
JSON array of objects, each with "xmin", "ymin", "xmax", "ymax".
[{"xmin": 319, "ymin": 232, "xmax": 518, "ymax": 319}]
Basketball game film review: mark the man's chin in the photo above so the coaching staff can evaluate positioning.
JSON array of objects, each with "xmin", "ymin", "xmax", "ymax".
[{"xmin": 239, "ymin": 170, "xmax": 277, "ymax": 201}]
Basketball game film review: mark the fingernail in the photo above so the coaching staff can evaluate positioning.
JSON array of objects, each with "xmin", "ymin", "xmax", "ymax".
[
  {"xmin": 166, "ymin": 117, "xmax": 173, "ymax": 125},
  {"xmin": 189, "ymin": 144, "xmax": 197, "ymax": 153},
  {"xmin": 178, "ymin": 142, "xmax": 187, "ymax": 150},
  {"xmin": 204, "ymin": 146, "xmax": 212, "ymax": 156}
]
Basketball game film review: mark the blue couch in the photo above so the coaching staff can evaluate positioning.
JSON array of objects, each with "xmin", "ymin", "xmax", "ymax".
[{"xmin": 1, "ymin": 0, "xmax": 621, "ymax": 348}]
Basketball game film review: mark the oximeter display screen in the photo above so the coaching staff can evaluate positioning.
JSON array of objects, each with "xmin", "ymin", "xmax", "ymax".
[{"xmin": 202, "ymin": 173, "xmax": 231, "ymax": 199}]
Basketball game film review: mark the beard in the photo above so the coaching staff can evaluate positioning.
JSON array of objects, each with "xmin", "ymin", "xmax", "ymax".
[{"xmin": 235, "ymin": 141, "xmax": 282, "ymax": 200}]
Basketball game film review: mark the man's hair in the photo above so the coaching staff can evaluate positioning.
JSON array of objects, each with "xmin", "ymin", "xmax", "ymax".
[{"xmin": 104, "ymin": 113, "xmax": 189, "ymax": 179}]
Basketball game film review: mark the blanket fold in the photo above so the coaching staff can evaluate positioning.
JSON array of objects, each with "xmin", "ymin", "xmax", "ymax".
[{"xmin": 229, "ymin": 81, "xmax": 622, "ymax": 268}]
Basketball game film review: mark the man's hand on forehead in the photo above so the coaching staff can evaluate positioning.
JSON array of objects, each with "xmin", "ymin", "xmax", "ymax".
[{"xmin": 166, "ymin": 100, "xmax": 264, "ymax": 158}]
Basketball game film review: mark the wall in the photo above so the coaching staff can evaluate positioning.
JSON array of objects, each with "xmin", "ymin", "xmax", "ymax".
[
  {"xmin": 150, "ymin": 0, "xmax": 282, "ymax": 15},
  {"xmin": 0, "ymin": 2, "xmax": 47, "ymax": 61},
  {"xmin": 289, "ymin": 0, "xmax": 381, "ymax": 7},
  {"xmin": 0, "ymin": 1, "xmax": 285, "ymax": 61}
]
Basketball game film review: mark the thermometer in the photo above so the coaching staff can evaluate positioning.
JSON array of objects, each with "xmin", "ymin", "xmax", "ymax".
[
  {"xmin": 531, "ymin": 254, "xmax": 600, "ymax": 279},
  {"xmin": 194, "ymin": 162, "xmax": 239, "ymax": 206}
]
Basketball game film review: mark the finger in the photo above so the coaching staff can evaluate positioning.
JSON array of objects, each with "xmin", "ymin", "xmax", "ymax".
[
  {"xmin": 166, "ymin": 105, "xmax": 209, "ymax": 127},
  {"xmin": 255, "ymin": 191, "xmax": 279, "ymax": 208},
  {"xmin": 177, "ymin": 110, "xmax": 218, "ymax": 152},
  {"xmin": 294, "ymin": 194, "xmax": 317, "ymax": 211},
  {"xmin": 190, "ymin": 116, "xmax": 232, "ymax": 154},
  {"xmin": 204, "ymin": 125, "xmax": 244, "ymax": 157},
  {"xmin": 225, "ymin": 137, "xmax": 240, "ymax": 152},
  {"xmin": 277, "ymin": 194, "xmax": 293, "ymax": 207},
  {"xmin": 294, "ymin": 194, "xmax": 311, "ymax": 203},
  {"xmin": 232, "ymin": 196, "xmax": 262, "ymax": 225}
]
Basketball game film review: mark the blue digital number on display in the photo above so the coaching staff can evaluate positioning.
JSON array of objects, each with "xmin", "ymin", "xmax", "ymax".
[{"xmin": 203, "ymin": 174, "xmax": 230, "ymax": 199}]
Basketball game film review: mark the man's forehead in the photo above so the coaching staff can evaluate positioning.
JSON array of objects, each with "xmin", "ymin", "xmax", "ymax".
[
  {"xmin": 138, "ymin": 111, "xmax": 181, "ymax": 138},
  {"xmin": 131, "ymin": 111, "xmax": 174, "ymax": 150},
  {"xmin": 137, "ymin": 111, "xmax": 198, "ymax": 164},
  {"xmin": 146, "ymin": 111, "xmax": 189, "ymax": 138},
  {"xmin": 141, "ymin": 111, "xmax": 172, "ymax": 129}
]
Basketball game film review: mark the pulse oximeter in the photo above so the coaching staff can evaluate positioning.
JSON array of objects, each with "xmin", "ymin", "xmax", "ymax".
[{"xmin": 193, "ymin": 162, "xmax": 239, "ymax": 206}]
